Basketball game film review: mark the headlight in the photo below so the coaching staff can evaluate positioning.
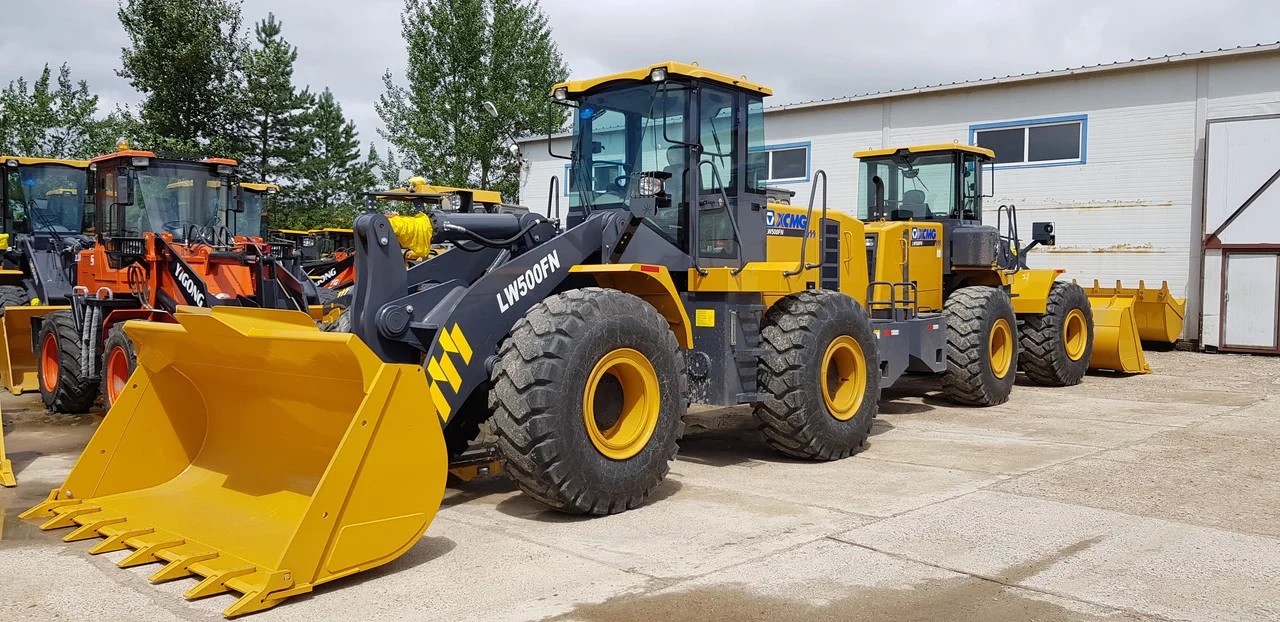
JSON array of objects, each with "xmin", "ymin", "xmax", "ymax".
[
  {"xmin": 4, "ymin": 159, "xmax": 17, "ymax": 168},
  {"xmin": 131, "ymin": 156, "xmax": 149, "ymax": 167},
  {"xmin": 553, "ymin": 87, "xmax": 567, "ymax": 101},
  {"xmin": 650, "ymin": 67, "xmax": 667, "ymax": 82},
  {"xmin": 638, "ymin": 176, "xmax": 664, "ymax": 197}
]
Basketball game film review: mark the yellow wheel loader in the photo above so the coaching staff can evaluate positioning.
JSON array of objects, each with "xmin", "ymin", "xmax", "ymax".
[
  {"xmin": 23, "ymin": 62, "xmax": 953, "ymax": 616},
  {"xmin": 846, "ymin": 144, "xmax": 1184, "ymax": 400},
  {"xmin": 0, "ymin": 156, "xmax": 93, "ymax": 396}
]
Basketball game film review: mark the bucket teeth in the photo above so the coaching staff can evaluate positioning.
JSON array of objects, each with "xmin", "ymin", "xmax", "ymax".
[
  {"xmin": 150, "ymin": 550, "xmax": 219, "ymax": 583},
  {"xmin": 19, "ymin": 493, "xmax": 80, "ymax": 520},
  {"xmin": 118, "ymin": 534, "xmax": 186, "ymax": 568},
  {"xmin": 64, "ymin": 515, "xmax": 126, "ymax": 542},
  {"xmin": 90, "ymin": 526, "xmax": 155, "ymax": 554},
  {"xmin": 185, "ymin": 565, "xmax": 257, "ymax": 600},
  {"xmin": 39, "ymin": 503, "xmax": 102, "ymax": 530}
]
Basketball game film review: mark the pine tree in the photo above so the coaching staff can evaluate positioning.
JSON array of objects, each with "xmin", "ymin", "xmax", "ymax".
[
  {"xmin": 238, "ymin": 12, "xmax": 312, "ymax": 183},
  {"xmin": 279, "ymin": 89, "xmax": 374, "ymax": 229},
  {"xmin": 0, "ymin": 64, "xmax": 119, "ymax": 159},
  {"xmin": 117, "ymin": 0, "xmax": 247, "ymax": 154},
  {"xmin": 376, "ymin": 0, "xmax": 567, "ymax": 200}
]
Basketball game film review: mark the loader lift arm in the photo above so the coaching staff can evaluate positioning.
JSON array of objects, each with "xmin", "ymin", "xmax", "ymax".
[{"xmin": 347, "ymin": 207, "xmax": 641, "ymax": 424}]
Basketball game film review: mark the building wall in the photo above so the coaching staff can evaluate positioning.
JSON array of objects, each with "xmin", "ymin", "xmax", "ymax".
[{"xmin": 517, "ymin": 52, "xmax": 1280, "ymax": 342}]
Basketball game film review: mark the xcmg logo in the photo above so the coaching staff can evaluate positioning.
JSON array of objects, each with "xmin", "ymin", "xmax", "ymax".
[
  {"xmin": 911, "ymin": 227, "xmax": 938, "ymax": 241},
  {"xmin": 764, "ymin": 210, "xmax": 808, "ymax": 229}
]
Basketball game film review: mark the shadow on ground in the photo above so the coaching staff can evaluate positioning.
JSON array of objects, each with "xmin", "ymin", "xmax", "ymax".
[{"xmin": 493, "ymin": 479, "xmax": 684, "ymax": 523}]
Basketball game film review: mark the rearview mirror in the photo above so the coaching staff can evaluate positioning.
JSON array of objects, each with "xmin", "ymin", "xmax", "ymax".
[
  {"xmin": 116, "ymin": 173, "xmax": 134, "ymax": 206},
  {"xmin": 229, "ymin": 185, "xmax": 245, "ymax": 213}
]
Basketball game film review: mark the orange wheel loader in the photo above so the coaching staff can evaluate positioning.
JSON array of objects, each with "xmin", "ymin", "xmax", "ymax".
[{"xmin": 32, "ymin": 148, "xmax": 322, "ymax": 412}]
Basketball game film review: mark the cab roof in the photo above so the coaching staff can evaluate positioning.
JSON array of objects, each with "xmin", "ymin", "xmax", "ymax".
[
  {"xmin": 239, "ymin": 182, "xmax": 279, "ymax": 192},
  {"xmin": 553, "ymin": 61, "xmax": 772, "ymax": 97},
  {"xmin": 2, "ymin": 156, "xmax": 91, "ymax": 168},
  {"xmin": 89, "ymin": 149, "xmax": 239, "ymax": 167},
  {"xmin": 854, "ymin": 144, "xmax": 995, "ymax": 159},
  {"xmin": 385, "ymin": 178, "xmax": 504, "ymax": 204}
]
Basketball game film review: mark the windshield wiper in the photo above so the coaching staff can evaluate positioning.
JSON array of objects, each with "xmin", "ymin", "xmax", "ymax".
[{"xmin": 26, "ymin": 200, "xmax": 69, "ymax": 246}]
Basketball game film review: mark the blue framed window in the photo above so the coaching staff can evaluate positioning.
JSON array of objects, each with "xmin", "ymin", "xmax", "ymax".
[
  {"xmin": 563, "ymin": 161, "xmax": 627, "ymax": 195},
  {"xmin": 969, "ymin": 115, "xmax": 1087, "ymax": 169},
  {"xmin": 748, "ymin": 141, "xmax": 810, "ymax": 184}
]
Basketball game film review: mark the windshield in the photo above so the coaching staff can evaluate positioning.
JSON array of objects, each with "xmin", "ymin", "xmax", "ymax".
[
  {"xmin": 127, "ymin": 164, "xmax": 230, "ymax": 241},
  {"xmin": 569, "ymin": 82, "xmax": 689, "ymax": 245},
  {"xmin": 857, "ymin": 154, "xmax": 958, "ymax": 220},
  {"xmin": 5, "ymin": 164, "xmax": 89, "ymax": 234},
  {"xmin": 234, "ymin": 189, "xmax": 267, "ymax": 238}
]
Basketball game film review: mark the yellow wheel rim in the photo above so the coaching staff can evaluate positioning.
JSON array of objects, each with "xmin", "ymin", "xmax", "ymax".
[
  {"xmin": 583, "ymin": 348, "xmax": 661, "ymax": 461},
  {"xmin": 1064, "ymin": 308, "xmax": 1088, "ymax": 361},
  {"xmin": 821, "ymin": 335, "xmax": 867, "ymax": 421},
  {"xmin": 988, "ymin": 318, "xmax": 1013, "ymax": 379}
]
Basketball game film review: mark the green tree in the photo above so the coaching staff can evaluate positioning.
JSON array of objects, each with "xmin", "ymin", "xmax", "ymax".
[
  {"xmin": 0, "ymin": 64, "xmax": 119, "ymax": 159},
  {"xmin": 367, "ymin": 145, "xmax": 405, "ymax": 189},
  {"xmin": 376, "ymin": 0, "xmax": 567, "ymax": 200},
  {"xmin": 238, "ymin": 12, "xmax": 313, "ymax": 183},
  {"xmin": 117, "ymin": 0, "xmax": 247, "ymax": 153},
  {"xmin": 277, "ymin": 89, "xmax": 374, "ymax": 229}
]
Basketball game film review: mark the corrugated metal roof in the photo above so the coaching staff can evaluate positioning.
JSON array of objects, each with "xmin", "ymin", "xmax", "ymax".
[
  {"xmin": 518, "ymin": 42, "xmax": 1280, "ymax": 143},
  {"xmin": 767, "ymin": 41, "xmax": 1280, "ymax": 113}
]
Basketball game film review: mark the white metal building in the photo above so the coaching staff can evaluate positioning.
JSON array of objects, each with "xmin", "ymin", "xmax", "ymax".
[{"xmin": 517, "ymin": 44, "xmax": 1280, "ymax": 351}]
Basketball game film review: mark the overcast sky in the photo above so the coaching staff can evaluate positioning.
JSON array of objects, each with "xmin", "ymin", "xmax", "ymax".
[{"xmin": 3, "ymin": 0, "xmax": 1278, "ymax": 155}]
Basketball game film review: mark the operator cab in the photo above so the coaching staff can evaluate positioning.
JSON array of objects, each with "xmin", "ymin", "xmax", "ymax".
[
  {"xmin": 856, "ymin": 144, "xmax": 992, "ymax": 225},
  {"xmin": 92, "ymin": 147, "xmax": 241, "ymax": 256},
  {"xmin": 1, "ymin": 157, "xmax": 93, "ymax": 243},
  {"xmin": 235, "ymin": 182, "xmax": 278, "ymax": 240},
  {"xmin": 554, "ymin": 61, "xmax": 772, "ymax": 271}
]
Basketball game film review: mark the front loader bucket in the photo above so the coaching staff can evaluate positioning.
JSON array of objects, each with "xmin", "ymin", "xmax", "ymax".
[
  {"xmin": 1080, "ymin": 280, "xmax": 1186, "ymax": 343},
  {"xmin": 20, "ymin": 306, "xmax": 448, "ymax": 617},
  {"xmin": 0, "ymin": 305, "xmax": 66, "ymax": 394},
  {"xmin": 1084, "ymin": 293, "xmax": 1150, "ymax": 374},
  {"xmin": 1, "ymin": 404, "xmax": 15, "ymax": 487}
]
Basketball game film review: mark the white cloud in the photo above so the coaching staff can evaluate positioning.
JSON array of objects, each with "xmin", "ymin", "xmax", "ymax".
[{"xmin": 3, "ymin": 0, "xmax": 1276, "ymax": 158}]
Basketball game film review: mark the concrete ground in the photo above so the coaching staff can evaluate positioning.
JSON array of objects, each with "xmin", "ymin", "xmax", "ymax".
[{"xmin": 1, "ymin": 349, "xmax": 1278, "ymax": 621}]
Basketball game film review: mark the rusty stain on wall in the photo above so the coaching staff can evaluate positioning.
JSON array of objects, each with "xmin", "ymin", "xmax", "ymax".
[
  {"xmin": 994, "ymin": 198, "xmax": 1175, "ymax": 212},
  {"xmin": 1045, "ymin": 242, "xmax": 1161, "ymax": 254}
]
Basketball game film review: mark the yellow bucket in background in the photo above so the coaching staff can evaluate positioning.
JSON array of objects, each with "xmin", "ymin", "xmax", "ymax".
[
  {"xmin": 1081, "ymin": 280, "xmax": 1186, "ymax": 343},
  {"xmin": 1076, "ymin": 280, "xmax": 1187, "ymax": 374},
  {"xmin": 1, "ymin": 403, "xmax": 14, "ymax": 487},
  {"xmin": 0, "ymin": 305, "xmax": 66, "ymax": 395},
  {"xmin": 21, "ymin": 306, "xmax": 448, "ymax": 617}
]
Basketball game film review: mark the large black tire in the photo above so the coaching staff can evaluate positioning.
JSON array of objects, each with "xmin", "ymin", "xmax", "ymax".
[
  {"xmin": 36, "ymin": 310, "xmax": 99, "ymax": 413},
  {"xmin": 753, "ymin": 290, "xmax": 881, "ymax": 460},
  {"xmin": 489, "ymin": 288, "xmax": 686, "ymax": 515},
  {"xmin": 1019, "ymin": 281, "xmax": 1093, "ymax": 387},
  {"xmin": 942, "ymin": 286, "xmax": 1018, "ymax": 406},
  {"xmin": 100, "ymin": 324, "xmax": 138, "ymax": 410},
  {"xmin": 316, "ymin": 287, "xmax": 339, "ymax": 305},
  {"xmin": 445, "ymin": 384, "xmax": 493, "ymax": 460},
  {"xmin": 321, "ymin": 307, "xmax": 352, "ymax": 333},
  {"xmin": 0, "ymin": 285, "xmax": 30, "ymax": 313}
]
